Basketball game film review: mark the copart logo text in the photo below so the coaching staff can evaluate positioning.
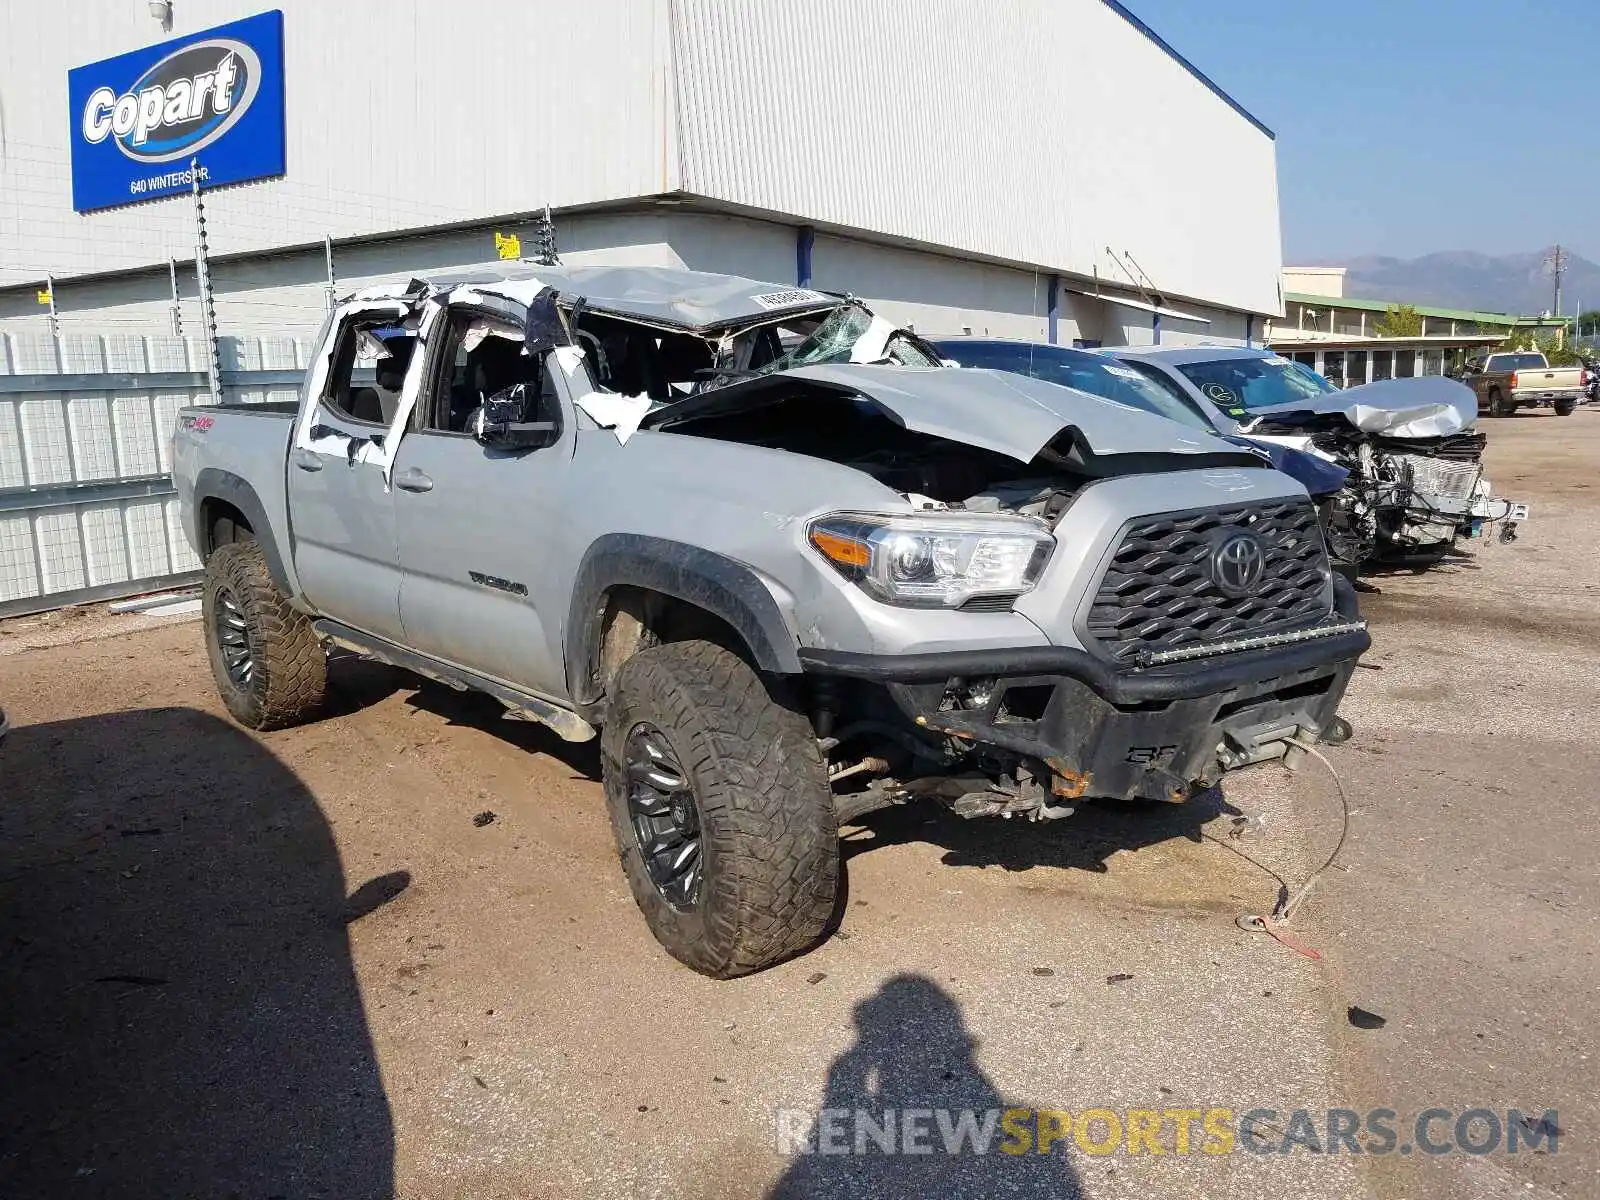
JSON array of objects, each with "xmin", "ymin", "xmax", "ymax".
[{"xmin": 80, "ymin": 38, "xmax": 261, "ymax": 163}]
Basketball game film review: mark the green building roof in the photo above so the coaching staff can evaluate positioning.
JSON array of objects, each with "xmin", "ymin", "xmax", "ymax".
[{"xmin": 1282, "ymin": 292, "xmax": 1564, "ymax": 327}]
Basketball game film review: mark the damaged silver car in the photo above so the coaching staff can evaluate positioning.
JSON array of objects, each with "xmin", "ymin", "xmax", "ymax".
[
  {"xmin": 176, "ymin": 264, "xmax": 1369, "ymax": 977},
  {"xmin": 1108, "ymin": 347, "xmax": 1529, "ymax": 569}
]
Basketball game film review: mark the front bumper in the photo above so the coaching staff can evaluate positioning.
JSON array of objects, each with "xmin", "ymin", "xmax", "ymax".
[{"xmin": 800, "ymin": 590, "xmax": 1370, "ymax": 804}]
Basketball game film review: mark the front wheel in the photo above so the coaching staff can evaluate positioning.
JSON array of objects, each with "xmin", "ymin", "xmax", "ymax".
[
  {"xmin": 202, "ymin": 540, "xmax": 327, "ymax": 730},
  {"xmin": 601, "ymin": 640, "xmax": 840, "ymax": 978}
]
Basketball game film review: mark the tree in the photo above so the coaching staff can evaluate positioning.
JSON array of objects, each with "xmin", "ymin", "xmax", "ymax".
[
  {"xmin": 1498, "ymin": 328, "xmax": 1583, "ymax": 365},
  {"xmin": 1372, "ymin": 303, "xmax": 1423, "ymax": 338},
  {"xmin": 1538, "ymin": 330, "xmax": 1584, "ymax": 366},
  {"xmin": 1571, "ymin": 309, "xmax": 1600, "ymax": 343}
]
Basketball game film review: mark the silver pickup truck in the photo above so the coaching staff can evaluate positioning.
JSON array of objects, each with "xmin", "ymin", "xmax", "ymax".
[{"xmin": 173, "ymin": 264, "xmax": 1369, "ymax": 977}]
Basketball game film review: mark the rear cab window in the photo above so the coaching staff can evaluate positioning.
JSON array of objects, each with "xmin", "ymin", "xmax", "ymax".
[{"xmin": 1487, "ymin": 353, "xmax": 1548, "ymax": 373}]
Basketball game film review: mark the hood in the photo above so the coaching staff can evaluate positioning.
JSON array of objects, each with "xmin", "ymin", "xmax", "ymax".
[
  {"xmin": 1242, "ymin": 376, "xmax": 1478, "ymax": 439},
  {"xmin": 644, "ymin": 363, "xmax": 1262, "ymax": 470}
]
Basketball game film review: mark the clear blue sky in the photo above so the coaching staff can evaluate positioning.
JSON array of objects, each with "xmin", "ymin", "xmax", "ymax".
[{"xmin": 1122, "ymin": 0, "xmax": 1595, "ymax": 263}]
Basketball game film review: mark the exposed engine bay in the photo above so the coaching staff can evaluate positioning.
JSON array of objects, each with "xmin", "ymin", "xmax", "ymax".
[
  {"xmin": 663, "ymin": 392, "xmax": 1083, "ymax": 511},
  {"xmin": 651, "ymin": 381, "xmax": 1267, "ymax": 523},
  {"xmin": 1248, "ymin": 415, "xmax": 1527, "ymax": 567}
]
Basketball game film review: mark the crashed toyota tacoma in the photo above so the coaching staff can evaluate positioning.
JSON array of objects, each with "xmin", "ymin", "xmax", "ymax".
[
  {"xmin": 173, "ymin": 264, "xmax": 1368, "ymax": 977},
  {"xmin": 1107, "ymin": 347, "xmax": 1529, "ymax": 570}
]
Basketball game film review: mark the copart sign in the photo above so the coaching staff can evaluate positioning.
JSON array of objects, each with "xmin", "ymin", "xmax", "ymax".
[{"xmin": 67, "ymin": 10, "xmax": 285, "ymax": 212}]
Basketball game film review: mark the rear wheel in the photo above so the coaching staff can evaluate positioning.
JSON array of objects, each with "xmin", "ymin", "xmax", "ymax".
[
  {"xmin": 203, "ymin": 540, "xmax": 327, "ymax": 730},
  {"xmin": 1555, "ymin": 398, "xmax": 1577, "ymax": 417},
  {"xmin": 601, "ymin": 640, "xmax": 839, "ymax": 978},
  {"xmin": 1489, "ymin": 390, "xmax": 1516, "ymax": 417}
]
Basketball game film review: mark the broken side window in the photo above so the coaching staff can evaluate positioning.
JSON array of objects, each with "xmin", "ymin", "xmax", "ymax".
[
  {"xmin": 323, "ymin": 319, "xmax": 419, "ymax": 426},
  {"xmin": 426, "ymin": 312, "xmax": 550, "ymax": 434},
  {"xmin": 571, "ymin": 312, "xmax": 713, "ymax": 402}
]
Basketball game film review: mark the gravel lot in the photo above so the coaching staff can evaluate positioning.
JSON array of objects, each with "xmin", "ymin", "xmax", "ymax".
[{"xmin": 1, "ymin": 408, "xmax": 1594, "ymax": 1199}]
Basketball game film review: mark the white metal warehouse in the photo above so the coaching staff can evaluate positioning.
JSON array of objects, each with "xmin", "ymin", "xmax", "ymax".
[
  {"xmin": 0, "ymin": 0, "xmax": 1281, "ymax": 348},
  {"xmin": 0, "ymin": 0, "xmax": 1283, "ymax": 614}
]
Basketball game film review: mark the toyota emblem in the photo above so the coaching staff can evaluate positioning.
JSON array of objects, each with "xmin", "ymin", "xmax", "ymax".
[{"xmin": 1211, "ymin": 531, "xmax": 1266, "ymax": 596}]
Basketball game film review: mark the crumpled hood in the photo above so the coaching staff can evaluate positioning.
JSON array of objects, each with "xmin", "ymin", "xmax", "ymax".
[
  {"xmin": 1242, "ymin": 376, "xmax": 1478, "ymax": 438},
  {"xmin": 645, "ymin": 363, "xmax": 1261, "ymax": 468}
]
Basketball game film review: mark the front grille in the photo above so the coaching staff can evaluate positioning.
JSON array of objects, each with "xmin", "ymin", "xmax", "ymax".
[
  {"xmin": 1085, "ymin": 500, "xmax": 1331, "ymax": 664},
  {"xmin": 1395, "ymin": 454, "xmax": 1482, "ymax": 501},
  {"xmin": 1430, "ymin": 431, "xmax": 1487, "ymax": 462},
  {"xmin": 1376, "ymin": 430, "xmax": 1485, "ymax": 462}
]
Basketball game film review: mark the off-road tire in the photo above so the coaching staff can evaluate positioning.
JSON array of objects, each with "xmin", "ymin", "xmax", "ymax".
[
  {"xmin": 203, "ymin": 540, "xmax": 327, "ymax": 731},
  {"xmin": 602, "ymin": 640, "xmax": 839, "ymax": 978},
  {"xmin": 1489, "ymin": 390, "xmax": 1516, "ymax": 418},
  {"xmin": 1555, "ymin": 398, "xmax": 1577, "ymax": 417}
]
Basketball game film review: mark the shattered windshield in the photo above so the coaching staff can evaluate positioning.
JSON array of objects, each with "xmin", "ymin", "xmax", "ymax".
[
  {"xmin": 1175, "ymin": 354, "xmax": 1338, "ymax": 416},
  {"xmin": 750, "ymin": 304, "xmax": 940, "ymax": 376}
]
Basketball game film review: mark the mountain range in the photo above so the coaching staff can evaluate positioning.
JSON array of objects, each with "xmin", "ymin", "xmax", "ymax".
[{"xmin": 1309, "ymin": 249, "xmax": 1600, "ymax": 317}]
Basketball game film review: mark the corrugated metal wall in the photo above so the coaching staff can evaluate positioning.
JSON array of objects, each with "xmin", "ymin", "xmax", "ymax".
[
  {"xmin": 670, "ymin": 0, "xmax": 1281, "ymax": 316},
  {"xmin": 0, "ymin": 332, "xmax": 307, "ymax": 614}
]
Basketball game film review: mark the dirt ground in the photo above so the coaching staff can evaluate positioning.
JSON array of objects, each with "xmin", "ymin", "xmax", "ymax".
[{"xmin": 1, "ymin": 409, "xmax": 1594, "ymax": 1199}]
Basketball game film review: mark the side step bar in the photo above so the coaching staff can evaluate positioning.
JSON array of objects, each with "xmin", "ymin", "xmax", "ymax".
[{"xmin": 312, "ymin": 619, "xmax": 597, "ymax": 744}]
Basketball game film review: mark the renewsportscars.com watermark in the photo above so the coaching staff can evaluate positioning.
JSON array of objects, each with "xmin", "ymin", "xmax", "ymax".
[{"xmin": 775, "ymin": 1106, "xmax": 1560, "ymax": 1158}]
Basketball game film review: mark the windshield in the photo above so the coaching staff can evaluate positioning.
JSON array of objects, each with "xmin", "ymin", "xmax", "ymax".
[
  {"xmin": 1486, "ymin": 353, "xmax": 1548, "ymax": 372},
  {"xmin": 751, "ymin": 303, "xmax": 940, "ymax": 376},
  {"xmin": 932, "ymin": 340, "xmax": 1215, "ymax": 432},
  {"xmin": 1173, "ymin": 354, "xmax": 1338, "ymax": 416}
]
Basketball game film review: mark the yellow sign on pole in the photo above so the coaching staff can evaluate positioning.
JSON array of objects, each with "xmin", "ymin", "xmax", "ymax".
[
  {"xmin": 494, "ymin": 231, "xmax": 522, "ymax": 261},
  {"xmin": 36, "ymin": 288, "xmax": 51, "ymax": 306}
]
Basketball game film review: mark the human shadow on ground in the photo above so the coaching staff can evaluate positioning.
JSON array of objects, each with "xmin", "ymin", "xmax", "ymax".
[
  {"xmin": 0, "ymin": 707, "xmax": 396, "ymax": 1198},
  {"xmin": 768, "ymin": 973, "xmax": 1082, "ymax": 1198}
]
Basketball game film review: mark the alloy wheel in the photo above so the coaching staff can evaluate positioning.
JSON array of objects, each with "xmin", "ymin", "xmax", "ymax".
[{"xmin": 624, "ymin": 722, "xmax": 703, "ymax": 910}]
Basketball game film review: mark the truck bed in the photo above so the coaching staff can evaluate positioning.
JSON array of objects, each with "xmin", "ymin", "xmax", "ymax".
[{"xmin": 171, "ymin": 403, "xmax": 298, "ymax": 568}]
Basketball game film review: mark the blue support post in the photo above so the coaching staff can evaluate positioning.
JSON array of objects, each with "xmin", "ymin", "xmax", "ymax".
[
  {"xmin": 1046, "ymin": 274, "xmax": 1060, "ymax": 344},
  {"xmin": 1246, "ymin": 313, "xmax": 1255, "ymax": 348},
  {"xmin": 1152, "ymin": 312, "xmax": 1162, "ymax": 346},
  {"xmin": 796, "ymin": 226, "xmax": 815, "ymax": 288}
]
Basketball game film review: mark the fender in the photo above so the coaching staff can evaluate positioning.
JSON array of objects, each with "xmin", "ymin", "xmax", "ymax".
[
  {"xmin": 191, "ymin": 468, "xmax": 299, "ymax": 601},
  {"xmin": 565, "ymin": 534, "xmax": 802, "ymax": 703}
]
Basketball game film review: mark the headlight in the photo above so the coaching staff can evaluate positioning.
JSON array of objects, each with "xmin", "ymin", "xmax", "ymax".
[{"xmin": 807, "ymin": 512, "xmax": 1054, "ymax": 608}]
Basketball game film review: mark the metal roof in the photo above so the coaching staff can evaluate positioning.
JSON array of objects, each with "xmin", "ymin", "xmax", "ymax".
[
  {"xmin": 1282, "ymin": 292, "xmax": 1565, "ymax": 327},
  {"xmin": 412, "ymin": 263, "xmax": 841, "ymax": 331}
]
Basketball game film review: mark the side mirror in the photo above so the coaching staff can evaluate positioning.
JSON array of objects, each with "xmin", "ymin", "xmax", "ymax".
[{"xmin": 473, "ymin": 382, "xmax": 558, "ymax": 451}]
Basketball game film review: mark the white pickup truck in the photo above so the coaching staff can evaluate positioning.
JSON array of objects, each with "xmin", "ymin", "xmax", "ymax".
[{"xmin": 1463, "ymin": 352, "xmax": 1585, "ymax": 417}]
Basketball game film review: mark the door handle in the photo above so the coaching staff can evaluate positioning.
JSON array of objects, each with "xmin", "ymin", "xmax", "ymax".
[
  {"xmin": 395, "ymin": 468, "xmax": 434, "ymax": 493},
  {"xmin": 292, "ymin": 449, "xmax": 323, "ymax": 472}
]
